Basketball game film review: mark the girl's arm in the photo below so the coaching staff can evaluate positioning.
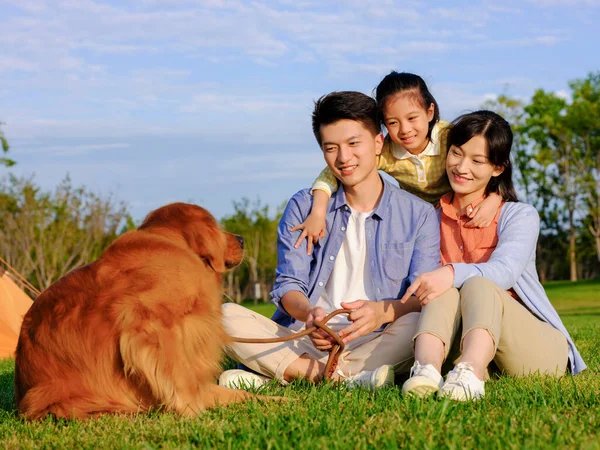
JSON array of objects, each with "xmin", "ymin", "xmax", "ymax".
[
  {"xmin": 464, "ymin": 192, "xmax": 502, "ymax": 228},
  {"xmin": 290, "ymin": 166, "xmax": 338, "ymax": 254}
]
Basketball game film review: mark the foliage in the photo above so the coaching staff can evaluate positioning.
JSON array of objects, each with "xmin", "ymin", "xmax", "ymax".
[
  {"xmin": 0, "ymin": 174, "xmax": 132, "ymax": 291},
  {"xmin": 1, "ymin": 281, "xmax": 599, "ymax": 449},
  {"xmin": 0, "ymin": 123, "xmax": 15, "ymax": 168},
  {"xmin": 220, "ymin": 198, "xmax": 284, "ymax": 303},
  {"xmin": 483, "ymin": 72, "xmax": 600, "ymax": 281}
]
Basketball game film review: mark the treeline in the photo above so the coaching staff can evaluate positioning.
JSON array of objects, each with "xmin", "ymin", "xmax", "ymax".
[
  {"xmin": 484, "ymin": 71, "xmax": 599, "ymax": 281},
  {"xmin": 0, "ymin": 72, "xmax": 598, "ymax": 300},
  {"xmin": 0, "ymin": 175, "xmax": 133, "ymax": 296}
]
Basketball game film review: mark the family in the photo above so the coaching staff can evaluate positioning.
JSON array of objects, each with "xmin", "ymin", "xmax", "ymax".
[{"xmin": 219, "ymin": 72, "xmax": 586, "ymax": 401}]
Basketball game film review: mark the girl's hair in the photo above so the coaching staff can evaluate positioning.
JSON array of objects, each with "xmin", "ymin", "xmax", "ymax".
[
  {"xmin": 374, "ymin": 71, "xmax": 440, "ymax": 139},
  {"xmin": 447, "ymin": 110, "xmax": 519, "ymax": 202}
]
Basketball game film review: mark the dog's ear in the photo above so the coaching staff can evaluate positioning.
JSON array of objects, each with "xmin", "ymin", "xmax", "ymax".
[
  {"xmin": 186, "ymin": 225, "xmax": 227, "ymax": 273},
  {"xmin": 140, "ymin": 203, "xmax": 233, "ymax": 272}
]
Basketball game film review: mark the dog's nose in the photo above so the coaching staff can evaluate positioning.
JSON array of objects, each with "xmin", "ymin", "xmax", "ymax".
[{"xmin": 236, "ymin": 235, "xmax": 244, "ymax": 249}]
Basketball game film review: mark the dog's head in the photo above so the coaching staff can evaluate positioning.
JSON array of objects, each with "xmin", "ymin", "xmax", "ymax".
[{"xmin": 139, "ymin": 202, "xmax": 244, "ymax": 272}]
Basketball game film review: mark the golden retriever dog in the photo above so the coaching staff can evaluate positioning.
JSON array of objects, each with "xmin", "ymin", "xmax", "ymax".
[{"xmin": 15, "ymin": 202, "xmax": 259, "ymax": 420}]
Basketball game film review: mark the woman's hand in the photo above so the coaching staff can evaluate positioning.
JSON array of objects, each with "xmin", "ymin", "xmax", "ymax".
[
  {"xmin": 290, "ymin": 212, "xmax": 326, "ymax": 255},
  {"xmin": 338, "ymin": 300, "xmax": 385, "ymax": 344},
  {"xmin": 400, "ymin": 266, "xmax": 454, "ymax": 306}
]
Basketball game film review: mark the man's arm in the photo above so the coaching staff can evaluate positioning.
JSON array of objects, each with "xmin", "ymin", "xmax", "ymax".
[
  {"xmin": 280, "ymin": 290, "xmax": 313, "ymax": 322},
  {"xmin": 270, "ymin": 190, "xmax": 315, "ymax": 316},
  {"xmin": 406, "ymin": 205, "xmax": 441, "ymax": 285}
]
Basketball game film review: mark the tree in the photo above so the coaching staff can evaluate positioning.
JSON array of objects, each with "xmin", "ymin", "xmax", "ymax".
[
  {"xmin": 522, "ymin": 90, "xmax": 589, "ymax": 281},
  {"xmin": 0, "ymin": 174, "xmax": 131, "ymax": 290},
  {"xmin": 0, "ymin": 122, "xmax": 16, "ymax": 168},
  {"xmin": 220, "ymin": 198, "xmax": 283, "ymax": 303},
  {"xmin": 567, "ymin": 72, "xmax": 600, "ymax": 263}
]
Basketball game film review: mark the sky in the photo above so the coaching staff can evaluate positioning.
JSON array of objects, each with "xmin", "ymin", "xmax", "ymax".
[{"xmin": 1, "ymin": 0, "xmax": 599, "ymax": 221}]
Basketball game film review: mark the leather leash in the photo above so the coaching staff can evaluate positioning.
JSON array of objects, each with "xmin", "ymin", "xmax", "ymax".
[{"xmin": 229, "ymin": 308, "xmax": 351, "ymax": 379}]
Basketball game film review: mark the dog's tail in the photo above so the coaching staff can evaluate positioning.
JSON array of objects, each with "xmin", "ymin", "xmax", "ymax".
[{"xmin": 17, "ymin": 384, "xmax": 148, "ymax": 420}]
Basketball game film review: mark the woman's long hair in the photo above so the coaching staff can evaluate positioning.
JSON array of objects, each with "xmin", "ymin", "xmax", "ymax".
[{"xmin": 447, "ymin": 110, "xmax": 519, "ymax": 202}]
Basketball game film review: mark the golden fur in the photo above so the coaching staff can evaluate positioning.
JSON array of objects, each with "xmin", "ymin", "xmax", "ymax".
[{"xmin": 15, "ymin": 202, "xmax": 257, "ymax": 419}]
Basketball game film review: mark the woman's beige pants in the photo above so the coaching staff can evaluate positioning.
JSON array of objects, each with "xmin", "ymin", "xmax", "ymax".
[{"xmin": 416, "ymin": 276, "xmax": 568, "ymax": 377}]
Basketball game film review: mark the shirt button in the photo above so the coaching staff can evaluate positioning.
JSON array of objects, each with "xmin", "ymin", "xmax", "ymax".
[
  {"xmin": 318, "ymin": 281, "xmax": 324, "ymax": 287},
  {"xmin": 370, "ymin": 261, "xmax": 375, "ymax": 267},
  {"xmin": 341, "ymin": 226, "xmax": 346, "ymax": 231},
  {"xmin": 459, "ymin": 245, "xmax": 463, "ymax": 250},
  {"xmin": 367, "ymin": 231, "xmax": 371, "ymax": 236},
  {"xmin": 329, "ymin": 255, "xmax": 335, "ymax": 261},
  {"xmin": 376, "ymin": 288, "xmax": 381, "ymax": 293},
  {"xmin": 344, "ymin": 205, "xmax": 349, "ymax": 211}
]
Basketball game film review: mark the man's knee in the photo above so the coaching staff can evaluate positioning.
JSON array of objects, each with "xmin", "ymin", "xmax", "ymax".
[{"xmin": 221, "ymin": 302, "xmax": 251, "ymax": 334}]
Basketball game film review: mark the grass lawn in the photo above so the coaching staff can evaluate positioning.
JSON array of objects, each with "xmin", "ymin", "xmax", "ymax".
[{"xmin": 1, "ymin": 280, "xmax": 599, "ymax": 449}]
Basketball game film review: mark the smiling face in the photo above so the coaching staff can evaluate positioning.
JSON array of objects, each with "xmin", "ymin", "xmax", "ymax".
[
  {"xmin": 320, "ymin": 119, "xmax": 383, "ymax": 191},
  {"xmin": 446, "ymin": 135, "xmax": 505, "ymax": 205},
  {"xmin": 382, "ymin": 93, "xmax": 435, "ymax": 155}
]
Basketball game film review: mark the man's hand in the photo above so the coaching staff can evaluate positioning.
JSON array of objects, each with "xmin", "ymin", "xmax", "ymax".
[
  {"xmin": 306, "ymin": 306, "xmax": 335, "ymax": 351},
  {"xmin": 399, "ymin": 266, "xmax": 454, "ymax": 306},
  {"xmin": 338, "ymin": 300, "xmax": 385, "ymax": 344}
]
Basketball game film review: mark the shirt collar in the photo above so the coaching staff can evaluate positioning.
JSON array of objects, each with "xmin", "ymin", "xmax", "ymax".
[
  {"xmin": 438, "ymin": 192, "xmax": 487, "ymax": 220},
  {"xmin": 390, "ymin": 122, "xmax": 440, "ymax": 160},
  {"xmin": 332, "ymin": 176, "xmax": 392, "ymax": 220}
]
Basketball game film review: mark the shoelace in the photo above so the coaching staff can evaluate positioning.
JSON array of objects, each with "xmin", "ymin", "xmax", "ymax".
[
  {"xmin": 446, "ymin": 362, "xmax": 475, "ymax": 385},
  {"xmin": 410, "ymin": 361, "xmax": 424, "ymax": 377}
]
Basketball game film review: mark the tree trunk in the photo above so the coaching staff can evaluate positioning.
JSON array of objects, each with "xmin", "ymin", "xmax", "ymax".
[{"xmin": 569, "ymin": 206, "xmax": 577, "ymax": 282}]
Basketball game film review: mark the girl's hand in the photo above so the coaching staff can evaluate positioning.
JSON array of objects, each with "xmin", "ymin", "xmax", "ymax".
[
  {"xmin": 465, "ymin": 193, "xmax": 502, "ymax": 228},
  {"xmin": 290, "ymin": 212, "xmax": 326, "ymax": 255},
  {"xmin": 338, "ymin": 300, "xmax": 384, "ymax": 344},
  {"xmin": 399, "ymin": 266, "xmax": 454, "ymax": 306},
  {"xmin": 306, "ymin": 306, "xmax": 334, "ymax": 351}
]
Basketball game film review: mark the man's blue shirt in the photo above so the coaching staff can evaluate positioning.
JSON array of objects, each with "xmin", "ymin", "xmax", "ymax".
[{"xmin": 270, "ymin": 177, "xmax": 440, "ymax": 328}]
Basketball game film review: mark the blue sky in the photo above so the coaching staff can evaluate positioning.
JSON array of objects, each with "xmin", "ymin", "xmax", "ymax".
[{"xmin": 1, "ymin": 0, "xmax": 599, "ymax": 221}]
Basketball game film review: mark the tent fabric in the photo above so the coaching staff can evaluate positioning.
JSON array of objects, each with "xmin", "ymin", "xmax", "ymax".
[{"xmin": 0, "ymin": 272, "xmax": 33, "ymax": 359}]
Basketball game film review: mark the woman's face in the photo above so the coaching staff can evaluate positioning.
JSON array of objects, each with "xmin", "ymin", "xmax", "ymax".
[{"xmin": 446, "ymin": 135, "xmax": 504, "ymax": 198}]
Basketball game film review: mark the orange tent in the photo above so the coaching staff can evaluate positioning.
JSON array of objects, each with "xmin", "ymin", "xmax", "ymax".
[{"xmin": 0, "ymin": 271, "xmax": 33, "ymax": 359}]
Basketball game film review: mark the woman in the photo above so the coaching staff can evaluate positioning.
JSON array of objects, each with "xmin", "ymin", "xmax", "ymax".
[{"xmin": 399, "ymin": 110, "xmax": 586, "ymax": 401}]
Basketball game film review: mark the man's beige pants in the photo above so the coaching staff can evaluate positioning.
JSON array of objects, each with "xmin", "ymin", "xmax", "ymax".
[
  {"xmin": 221, "ymin": 302, "xmax": 420, "ymax": 383},
  {"xmin": 416, "ymin": 276, "xmax": 568, "ymax": 377}
]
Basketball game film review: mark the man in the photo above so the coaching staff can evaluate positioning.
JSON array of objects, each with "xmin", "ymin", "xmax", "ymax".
[{"xmin": 219, "ymin": 91, "xmax": 440, "ymax": 388}]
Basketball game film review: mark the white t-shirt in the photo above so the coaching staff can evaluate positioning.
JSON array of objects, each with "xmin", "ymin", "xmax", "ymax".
[{"xmin": 289, "ymin": 207, "xmax": 376, "ymax": 332}]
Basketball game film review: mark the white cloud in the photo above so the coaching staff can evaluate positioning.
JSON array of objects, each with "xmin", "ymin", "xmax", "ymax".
[
  {"xmin": 0, "ymin": 57, "xmax": 38, "ymax": 73},
  {"xmin": 528, "ymin": 0, "xmax": 599, "ymax": 5},
  {"xmin": 18, "ymin": 143, "xmax": 131, "ymax": 157}
]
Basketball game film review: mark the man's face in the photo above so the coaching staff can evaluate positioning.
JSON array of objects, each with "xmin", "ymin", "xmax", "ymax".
[{"xmin": 320, "ymin": 119, "xmax": 383, "ymax": 189}]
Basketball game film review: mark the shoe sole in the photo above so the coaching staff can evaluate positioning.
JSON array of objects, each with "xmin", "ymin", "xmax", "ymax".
[
  {"xmin": 437, "ymin": 389, "xmax": 484, "ymax": 401},
  {"xmin": 373, "ymin": 365, "xmax": 395, "ymax": 389},
  {"xmin": 402, "ymin": 376, "xmax": 441, "ymax": 397}
]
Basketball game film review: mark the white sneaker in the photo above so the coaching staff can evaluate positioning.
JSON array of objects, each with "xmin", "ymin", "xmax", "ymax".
[
  {"xmin": 401, "ymin": 360, "xmax": 444, "ymax": 397},
  {"xmin": 438, "ymin": 362, "xmax": 485, "ymax": 401},
  {"xmin": 218, "ymin": 369, "xmax": 272, "ymax": 390},
  {"xmin": 340, "ymin": 365, "xmax": 394, "ymax": 389}
]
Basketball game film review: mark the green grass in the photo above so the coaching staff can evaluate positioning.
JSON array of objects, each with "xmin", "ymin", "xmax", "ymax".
[{"xmin": 1, "ymin": 280, "xmax": 599, "ymax": 449}]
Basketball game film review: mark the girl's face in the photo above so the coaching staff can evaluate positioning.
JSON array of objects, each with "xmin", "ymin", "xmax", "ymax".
[
  {"xmin": 446, "ymin": 135, "xmax": 504, "ymax": 201},
  {"xmin": 382, "ymin": 93, "xmax": 435, "ymax": 155}
]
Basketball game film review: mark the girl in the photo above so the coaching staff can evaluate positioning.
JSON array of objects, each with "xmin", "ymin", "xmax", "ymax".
[
  {"xmin": 293, "ymin": 72, "xmax": 501, "ymax": 252},
  {"xmin": 399, "ymin": 110, "xmax": 586, "ymax": 400}
]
